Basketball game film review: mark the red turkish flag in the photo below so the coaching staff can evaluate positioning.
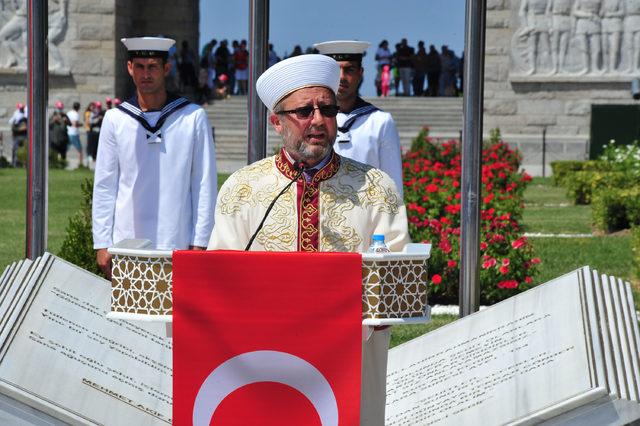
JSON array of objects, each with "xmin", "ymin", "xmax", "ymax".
[{"xmin": 173, "ymin": 251, "xmax": 363, "ymax": 426}]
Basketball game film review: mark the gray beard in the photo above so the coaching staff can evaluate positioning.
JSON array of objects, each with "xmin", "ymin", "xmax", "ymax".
[{"xmin": 282, "ymin": 126, "xmax": 332, "ymax": 165}]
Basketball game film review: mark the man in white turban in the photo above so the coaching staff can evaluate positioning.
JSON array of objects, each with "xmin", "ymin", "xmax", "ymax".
[{"xmin": 208, "ymin": 54, "xmax": 410, "ymax": 426}]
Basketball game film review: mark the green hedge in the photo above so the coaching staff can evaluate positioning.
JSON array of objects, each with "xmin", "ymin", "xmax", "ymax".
[
  {"xmin": 633, "ymin": 226, "xmax": 640, "ymax": 280},
  {"xmin": 592, "ymin": 187, "xmax": 636, "ymax": 232},
  {"xmin": 564, "ymin": 170, "xmax": 631, "ymax": 205},
  {"xmin": 550, "ymin": 160, "xmax": 611, "ymax": 186}
]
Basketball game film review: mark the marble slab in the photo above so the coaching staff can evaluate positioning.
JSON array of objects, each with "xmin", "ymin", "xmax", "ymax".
[
  {"xmin": 0, "ymin": 262, "xmax": 15, "ymax": 288},
  {"xmin": 386, "ymin": 267, "xmax": 640, "ymax": 426},
  {"xmin": 0, "ymin": 255, "xmax": 172, "ymax": 425},
  {"xmin": 385, "ymin": 269, "xmax": 595, "ymax": 426}
]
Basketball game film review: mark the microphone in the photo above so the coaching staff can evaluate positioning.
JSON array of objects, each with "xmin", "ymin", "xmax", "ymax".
[{"xmin": 244, "ymin": 161, "xmax": 306, "ymax": 251}]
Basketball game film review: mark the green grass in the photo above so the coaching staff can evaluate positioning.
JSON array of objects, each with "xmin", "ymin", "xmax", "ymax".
[
  {"xmin": 523, "ymin": 205, "xmax": 593, "ymax": 234},
  {"xmin": 390, "ymin": 315, "xmax": 457, "ymax": 348},
  {"xmin": 0, "ymin": 168, "xmax": 94, "ymax": 268},
  {"xmin": 523, "ymin": 177, "xmax": 592, "ymax": 234},
  {"xmin": 0, "ymin": 169, "xmax": 231, "ymax": 271},
  {"xmin": 524, "ymin": 178, "xmax": 571, "ymax": 206}
]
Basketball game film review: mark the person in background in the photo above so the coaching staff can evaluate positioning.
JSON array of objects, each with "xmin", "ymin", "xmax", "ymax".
[
  {"xmin": 425, "ymin": 44, "xmax": 442, "ymax": 96},
  {"xmin": 268, "ymin": 43, "xmax": 280, "ymax": 67},
  {"xmin": 396, "ymin": 38, "xmax": 414, "ymax": 96},
  {"xmin": 229, "ymin": 40, "xmax": 239, "ymax": 95},
  {"xmin": 374, "ymin": 40, "xmax": 392, "ymax": 96},
  {"xmin": 412, "ymin": 41, "xmax": 428, "ymax": 96},
  {"xmin": 49, "ymin": 101, "xmax": 70, "ymax": 162},
  {"xmin": 288, "ymin": 44, "xmax": 303, "ymax": 57},
  {"xmin": 9, "ymin": 103, "xmax": 27, "ymax": 167},
  {"xmin": 214, "ymin": 73, "xmax": 230, "ymax": 99},
  {"xmin": 86, "ymin": 101, "xmax": 103, "ymax": 167},
  {"xmin": 105, "ymin": 97, "xmax": 113, "ymax": 110},
  {"xmin": 179, "ymin": 40, "xmax": 197, "ymax": 91},
  {"xmin": 214, "ymin": 39, "xmax": 231, "ymax": 92},
  {"xmin": 197, "ymin": 56, "xmax": 211, "ymax": 106},
  {"xmin": 314, "ymin": 40, "xmax": 404, "ymax": 196},
  {"xmin": 233, "ymin": 40, "xmax": 249, "ymax": 95},
  {"xmin": 66, "ymin": 101, "xmax": 83, "ymax": 167},
  {"xmin": 381, "ymin": 64, "xmax": 391, "ymax": 97}
]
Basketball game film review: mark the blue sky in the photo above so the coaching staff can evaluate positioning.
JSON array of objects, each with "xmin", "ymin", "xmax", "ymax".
[{"xmin": 199, "ymin": 0, "xmax": 465, "ymax": 96}]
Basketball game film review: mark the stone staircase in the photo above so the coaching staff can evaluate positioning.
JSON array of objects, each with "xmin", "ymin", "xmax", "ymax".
[{"xmin": 205, "ymin": 96, "xmax": 463, "ymax": 173}]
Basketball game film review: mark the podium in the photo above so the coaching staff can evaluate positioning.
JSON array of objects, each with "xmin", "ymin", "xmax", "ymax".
[{"xmin": 107, "ymin": 240, "xmax": 432, "ymax": 326}]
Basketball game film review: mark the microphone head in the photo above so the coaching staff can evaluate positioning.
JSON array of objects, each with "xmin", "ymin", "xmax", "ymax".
[{"xmin": 293, "ymin": 161, "xmax": 306, "ymax": 172}]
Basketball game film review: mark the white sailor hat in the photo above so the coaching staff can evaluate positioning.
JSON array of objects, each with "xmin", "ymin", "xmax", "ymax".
[
  {"xmin": 256, "ymin": 54, "xmax": 340, "ymax": 111},
  {"xmin": 313, "ymin": 40, "xmax": 370, "ymax": 62},
  {"xmin": 121, "ymin": 37, "xmax": 175, "ymax": 59}
]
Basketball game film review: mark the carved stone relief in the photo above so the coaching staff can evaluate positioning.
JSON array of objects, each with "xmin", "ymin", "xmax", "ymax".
[
  {"xmin": 0, "ymin": 0, "xmax": 68, "ymax": 72},
  {"xmin": 511, "ymin": 0, "xmax": 640, "ymax": 75}
]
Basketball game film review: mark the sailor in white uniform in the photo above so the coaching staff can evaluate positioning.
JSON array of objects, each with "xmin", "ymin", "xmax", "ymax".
[
  {"xmin": 314, "ymin": 40, "xmax": 404, "ymax": 197},
  {"xmin": 92, "ymin": 37, "xmax": 217, "ymax": 277}
]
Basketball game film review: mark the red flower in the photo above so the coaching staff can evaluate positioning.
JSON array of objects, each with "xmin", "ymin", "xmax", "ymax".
[
  {"xmin": 426, "ymin": 183, "xmax": 439, "ymax": 193},
  {"xmin": 525, "ymin": 276, "xmax": 533, "ymax": 284},
  {"xmin": 482, "ymin": 258, "xmax": 497, "ymax": 269},
  {"xmin": 497, "ymin": 280, "xmax": 518, "ymax": 289},
  {"xmin": 447, "ymin": 259, "xmax": 457, "ymax": 268},
  {"xmin": 501, "ymin": 258, "xmax": 510, "ymax": 266},
  {"xmin": 511, "ymin": 237, "xmax": 527, "ymax": 249},
  {"xmin": 499, "ymin": 265, "xmax": 509, "ymax": 275},
  {"xmin": 431, "ymin": 274, "xmax": 442, "ymax": 285},
  {"xmin": 480, "ymin": 242, "xmax": 488, "ymax": 250},
  {"xmin": 531, "ymin": 257, "xmax": 541, "ymax": 264}
]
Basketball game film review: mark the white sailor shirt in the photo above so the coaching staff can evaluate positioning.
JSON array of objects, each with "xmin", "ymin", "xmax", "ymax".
[
  {"xmin": 334, "ymin": 100, "xmax": 404, "ymax": 198},
  {"xmin": 92, "ymin": 96, "xmax": 217, "ymax": 250}
]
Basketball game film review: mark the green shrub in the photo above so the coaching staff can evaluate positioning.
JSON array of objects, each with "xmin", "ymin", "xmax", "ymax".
[
  {"xmin": 592, "ymin": 187, "xmax": 640, "ymax": 233},
  {"xmin": 15, "ymin": 144, "xmax": 67, "ymax": 169},
  {"xmin": 550, "ymin": 161, "xmax": 585, "ymax": 186},
  {"xmin": 58, "ymin": 178, "xmax": 103, "ymax": 276},
  {"xmin": 632, "ymin": 226, "xmax": 640, "ymax": 279},
  {"xmin": 564, "ymin": 170, "xmax": 629, "ymax": 205}
]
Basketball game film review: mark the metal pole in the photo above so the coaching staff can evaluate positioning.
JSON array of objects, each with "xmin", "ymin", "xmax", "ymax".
[
  {"xmin": 542, "ymin": 127, "xmax": 547, "ymax": 178},
  {"xmin": 459, "ymin": 0, "xmax": 486, "ymax": 318},
  {"xmin": 26, "ymin": 0, "xmax": 48, "ymax": 259},
  {"xmin": 248, "ymin": 0, "xmax": 269, "ymax": 164}
]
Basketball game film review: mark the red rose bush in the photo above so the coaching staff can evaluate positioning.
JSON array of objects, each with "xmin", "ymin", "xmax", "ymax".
[{"xmin": 403, "ymin": 128, "xmax": 539, "ymax": 305}]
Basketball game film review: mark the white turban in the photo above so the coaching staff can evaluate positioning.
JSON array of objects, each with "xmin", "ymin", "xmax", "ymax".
[{"xmin": 256, "ymin": 54, "xmax": 340, "ymax": 111}]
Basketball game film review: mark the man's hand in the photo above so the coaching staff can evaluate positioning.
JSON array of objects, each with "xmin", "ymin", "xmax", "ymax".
[
  {"xmin": 189, "ymin": 245, "xmax": 206, "ymax": 250},
  {"xmin": 96, "ymin": 248, "xmax": 112, "ymax": 279}
]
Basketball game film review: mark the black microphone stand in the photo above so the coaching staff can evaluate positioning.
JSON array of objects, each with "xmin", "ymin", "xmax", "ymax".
[{"xmin": 244, "ymin": 163, "xmax": 305, "ymax": 251}]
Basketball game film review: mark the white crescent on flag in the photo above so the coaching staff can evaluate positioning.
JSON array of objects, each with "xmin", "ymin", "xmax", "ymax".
[{"xmin": 192, "ymin": 350, "xmax": 339, "ymax": 426}]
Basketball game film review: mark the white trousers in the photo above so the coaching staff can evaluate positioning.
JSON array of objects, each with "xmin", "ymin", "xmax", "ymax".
[{"xmin": 361, "ymin": 328, "xmax": 391, "ymax": 426}]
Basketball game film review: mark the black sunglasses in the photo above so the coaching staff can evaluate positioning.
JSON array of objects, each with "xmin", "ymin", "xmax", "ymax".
[{"xmin": 277, "ymin": 104, "xmax": 340, "ymax": 119}]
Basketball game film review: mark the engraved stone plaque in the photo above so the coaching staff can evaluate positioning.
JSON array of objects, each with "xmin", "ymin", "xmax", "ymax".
[
  {"xmin": 386, "ymin": 267, "xmax": 640, "ymax": 425},
  {"xmin": 0, "ymin": 255, "xmax": 171, "ymax": 425}
]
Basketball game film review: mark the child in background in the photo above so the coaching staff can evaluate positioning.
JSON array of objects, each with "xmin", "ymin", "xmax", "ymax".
[{"xmin": 381, "ymin": 64, "xmax": 391, "ymax": 97}]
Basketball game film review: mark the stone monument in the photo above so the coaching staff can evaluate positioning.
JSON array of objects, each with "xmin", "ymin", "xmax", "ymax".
[
  {"xmin": 0, "ymin": 0, "xmax": 198, "ymax": 132},
  {"xmin": 485, "ymin": 0, "xmax": 640, "ymax": 173}
]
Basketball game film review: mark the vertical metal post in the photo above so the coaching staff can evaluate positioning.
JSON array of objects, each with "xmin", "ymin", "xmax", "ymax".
[
  {"xmin": 542, "ymin": 127, "xmax": 547, "ymax": 178},
  {"xmin": 26, "ymin": 0, "xmax": 48, "ymax": 259},
  {"xmin": 248, "ymin": 0, "xmax": 269, "ymax": 164},
  {"xmin": 459, "ymin": 0, "xmax": 486, "ymax": 318}
]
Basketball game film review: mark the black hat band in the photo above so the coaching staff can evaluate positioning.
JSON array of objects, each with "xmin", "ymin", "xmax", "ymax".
[
  {"xmin": 326, "ymin": 53, "xmax": 363, "ymax": 62},
  {"xmin": 128, "ymin": 50, "xmax": 169, "ymax": 60}
]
